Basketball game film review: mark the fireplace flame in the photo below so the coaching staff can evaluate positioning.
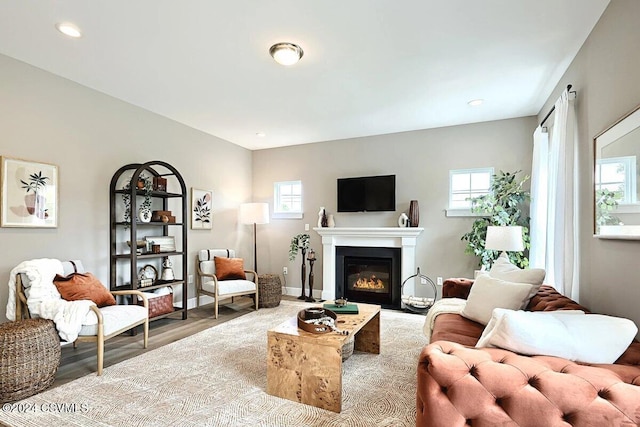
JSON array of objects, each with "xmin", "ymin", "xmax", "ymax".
[{"xmin": 353, "ymin": 275, "xmax": 385, "ymax": 290}]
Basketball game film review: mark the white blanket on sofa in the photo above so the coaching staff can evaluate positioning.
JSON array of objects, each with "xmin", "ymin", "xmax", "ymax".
[
  {"xmin": 476, "ymin": 308, "xmax": 638, "ymax": 364},
  {"xmin": 6, "ymin": 259, "xmax": 96, "ymax": 342},
  {"xmin": 422, "ymin": 298, "xmax": 467, "ymax": 343}
]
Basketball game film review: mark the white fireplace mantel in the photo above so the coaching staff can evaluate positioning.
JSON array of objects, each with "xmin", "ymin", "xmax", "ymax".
[{"xmin": 314, "ymin": 227, "xmax": 424, "ymax": 301}]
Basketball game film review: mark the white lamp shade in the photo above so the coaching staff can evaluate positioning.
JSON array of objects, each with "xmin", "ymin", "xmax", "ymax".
[
  {"xmin": 239, "ymin": 203, "xmax": 270, "ymax": 225},
  {"xmin": 485, "ymin": 226, "xmax": 524, "ymax": 252}
]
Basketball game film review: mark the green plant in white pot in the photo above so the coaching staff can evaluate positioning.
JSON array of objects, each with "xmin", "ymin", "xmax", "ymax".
[{"xmin": 461, "ymin": 170, "xmax": 531, "ymax": 269}]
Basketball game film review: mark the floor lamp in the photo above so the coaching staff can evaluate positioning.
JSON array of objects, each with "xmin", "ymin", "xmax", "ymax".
[
  {"xmin": 485, "ymin": 225, "xmax": 524, "ymax": 263},
  {"xmin": 239, "ymin": 203, "xmax": 270, "ymax": 273}
]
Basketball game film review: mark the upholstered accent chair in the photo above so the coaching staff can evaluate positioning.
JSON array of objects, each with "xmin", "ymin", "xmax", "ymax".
[
  {"xmin": 11, "ymin": 259, "xmax": 148, "ymax": 376},
  {"xmin": 195, "ymin": 249, "xmax": 259, "ymax": 319}
]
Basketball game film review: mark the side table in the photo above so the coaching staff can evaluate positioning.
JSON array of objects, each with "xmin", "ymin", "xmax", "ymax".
[{"xmin": 258, "ymin": 274, "xmax": 282, "ymax": 308}]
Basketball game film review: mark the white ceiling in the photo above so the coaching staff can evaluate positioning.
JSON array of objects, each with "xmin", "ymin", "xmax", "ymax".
[{"xmin": 0, "ymin": 1, "xmax": 609, "ymax": 150}]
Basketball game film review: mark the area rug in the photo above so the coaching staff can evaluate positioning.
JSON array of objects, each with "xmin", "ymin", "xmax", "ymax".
[{"xmin": 0, "ymin": 300, "xmax": 428, "ymax": 427}]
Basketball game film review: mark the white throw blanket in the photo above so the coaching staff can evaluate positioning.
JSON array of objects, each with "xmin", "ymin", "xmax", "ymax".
[
  {"xmin": 422, "ymin": 298, "xmax": 466, "ymax": 343},
  {"xmin": 476, "ymin": 308, "xmax": 638, "ymax": 364},
  {"xmin": 6, "ymin": 259, "xmax": 96, "ymax": 342}
]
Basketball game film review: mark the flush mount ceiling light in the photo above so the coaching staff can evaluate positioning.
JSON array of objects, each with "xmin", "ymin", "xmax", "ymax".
[
  {"xmin": 468, "ymin": 99, "xmax": 484, "ymax": 106},
  {"xmin": 269, "ymin": 42, "xmax": 304, "ymax": 66},
  {"xmin": 255, "ymin": 132, "xmax": 266, "ymax": 137},
  {"xmin": 55, "ymin": 22, "xmax": 82, "ymax": 38}
]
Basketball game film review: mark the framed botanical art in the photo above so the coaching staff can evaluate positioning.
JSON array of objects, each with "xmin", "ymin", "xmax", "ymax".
[
  {"xmin": 191, "ymin": 188, "xmax": 212, "ymax": 229},
  {"xmin": 1, "ymin": 157, "xmax": 58, "ymax": 228}
]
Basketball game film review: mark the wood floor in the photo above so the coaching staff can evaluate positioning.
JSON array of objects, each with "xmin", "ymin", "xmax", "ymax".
[{"xmin": 53, "ymin": 297, "xmax": 277, "ymax": 387}]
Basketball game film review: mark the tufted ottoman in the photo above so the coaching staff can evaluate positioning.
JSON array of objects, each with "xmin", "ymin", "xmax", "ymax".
[
  {"xmin": 258, "ymin": 274, "xmax": 282, "ymax": 308},
  {"xmin": 0, "ymin": 319, "xmax": 61, "ymax": 403}
]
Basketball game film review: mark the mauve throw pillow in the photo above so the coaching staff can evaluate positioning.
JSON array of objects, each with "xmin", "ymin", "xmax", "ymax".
[
  {"xmin": 214, "ymin": 257, "xmax": 246, "ymax": 280},
  {"xmin": 53, "ymin": 272, "xmax": 116, "ymax": 307}
]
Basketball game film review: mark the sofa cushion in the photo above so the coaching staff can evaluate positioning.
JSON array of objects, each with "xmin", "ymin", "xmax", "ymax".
[
  {"xmin": 460, "ymin": 274, "xmax": 534, "ymax": 325},
  {"xmin": 202, "ymin": 279, "xmax": 256, "ymax": 296},
  {"xmin": 79, "ymin": 305, "xmax": 147, "ymax": 337},
  {"xmin": 53, "ymin": 272, "xmax": 116, "ymax": 307},
  {"xmin": 489, "ymin": 253, "xmax": 545, "ymax": 304},
  {"xmin": 476, "ymin": 308, "xmax": 637, "ymax": 364}
]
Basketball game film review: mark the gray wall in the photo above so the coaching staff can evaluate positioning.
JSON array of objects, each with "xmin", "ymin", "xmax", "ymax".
[
  {"xmin": 252, "ymin": 116, "xmax": 537, "ymax": 296},
  {"xmin": 537, "ymin": 0, "xmax": 640, "ymax": 328},
  {"xmin": 0, "ymin": 54, "xmax": 254, "ymax": 323}
]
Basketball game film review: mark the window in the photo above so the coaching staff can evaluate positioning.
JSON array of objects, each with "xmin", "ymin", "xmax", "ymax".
[
  {"xmin": 446, "ymin": 167, "xmax": 493, "ymax": 216},
  {"xmin": 595, "ymin": 156, "xmax": 637, "ymax": 205},
  {"xmin": 273, "ymin": 180, "xmax": 303, "ymax": 219}
]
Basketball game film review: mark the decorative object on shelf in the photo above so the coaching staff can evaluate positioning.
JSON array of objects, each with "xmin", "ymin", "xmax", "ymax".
[
  {"xmin": 461, "ymin": 170, "xmax": 530, "ymax": 269},
  {"xmin": 306, "ymin": 248, "xmax": 317, "ymax": 302},
  {"xmin": 408, "ymin": 200, "xmax": 419, "ymax": 227},
  {"xmin": 289, "ymin": 233, "xmax": 310, "ymax": 300},
  {"xmin": 151, "ymin": 244, "xmax": 161, "ymax": 254},
  {"xmin": 239, "ymin": 202, "xmax": 270, "ymax": 272},
  {"xmin": 145, "ymin": 235, "xmax": 176, "ymax": 252},
  {"xmin": 138, "ymin": 207, "xmax": 152, "ymax": 223},
  {"xmin": 317, "ymin": 207, "xmax": 326, "ymax": 227},
  {"xmin": 401, "ymin": 267, "xmax": 437, "ymax": 314},
  {"xmin": 122, "ymin": 173, "xmax": 152, "ymax": 229},
  {"xmin": 139, "ymin": 264, "xmax": 158, "ymax": 284},
  {"xmin": 152, "ymin": 176, "xmax": 167, "ymax": 192},
  {"xmin": 327, "ymin": 214, "xmax": 335, "ymax": 228},
  {"xmin": 152, "ymin": 210, "xmax": 175, "ymax": 223},
  {"xmin": 191, "ymin": 188, "xmax": 212, "ymax": 230},
  {"xmin": 160, "ymin": 257, "xmax": 175, "ymax": 281},
  {"xmin": 1, "ymin": 157, "xmax": 58, "ymax": 228},
  {"xmin": 398, "ymin": 212, "xmax": 409, "ymax": 227}
]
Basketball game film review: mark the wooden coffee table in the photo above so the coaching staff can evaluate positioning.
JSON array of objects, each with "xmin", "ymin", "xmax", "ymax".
[{"xmin": 266, "ymin": 302, "xmax": 381, "ymax": 413}]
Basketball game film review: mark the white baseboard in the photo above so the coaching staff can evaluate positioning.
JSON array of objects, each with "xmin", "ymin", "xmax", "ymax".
[{"xmin": 282, "ymin": 286, "xmax": 326, "ymax": 300}]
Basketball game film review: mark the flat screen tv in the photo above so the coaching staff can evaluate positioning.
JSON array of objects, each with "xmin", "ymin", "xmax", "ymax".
[{"xmin": 337, "ymin": 174, "xmax": 396, "ymax": 212}]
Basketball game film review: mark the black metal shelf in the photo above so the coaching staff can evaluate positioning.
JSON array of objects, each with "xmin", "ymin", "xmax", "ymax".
[{"xmin": 109, "ymin": 161, "xmax": 188, "ymax": 322}]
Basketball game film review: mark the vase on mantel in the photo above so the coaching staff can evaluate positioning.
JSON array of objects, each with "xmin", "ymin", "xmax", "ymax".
[{"xmin": 408, "ymin": 200, "xmax": 419, "ymax": 227}]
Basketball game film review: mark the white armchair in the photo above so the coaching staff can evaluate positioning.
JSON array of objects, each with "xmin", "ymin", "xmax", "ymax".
[
  {"xmin": 195, "ymin": 249, "xmax": 258, "ymax": 319},
  {"xmin": 9, "ymin": 259, "xmax": 148, "ymax": 376}
]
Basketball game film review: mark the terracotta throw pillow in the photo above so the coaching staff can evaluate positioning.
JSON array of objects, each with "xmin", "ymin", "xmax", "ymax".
[
  {"xmin": 214, "ymin": 257, "xmax": 246, "ymax": 280},
  {"xmin": 53, "ymin": 272, "xmax": 116, "ymax": 307}
]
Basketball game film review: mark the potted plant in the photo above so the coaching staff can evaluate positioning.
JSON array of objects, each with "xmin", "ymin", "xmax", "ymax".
[
  {"xmin": 122, "ymin": 174, "xmax": 153, "ymax": 226},
  {"xmin": 20, "ymin": 171, "xmax": 49, "ymax": 219},
  {"xmin": 461, "ymin": 170, "xmax": 531, "ymax": 269}
]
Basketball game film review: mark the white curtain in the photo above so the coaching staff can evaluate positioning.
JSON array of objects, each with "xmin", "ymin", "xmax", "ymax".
[
  {"xmin": 529, "ymin": 127, "xmax": 549, "ymax": 269},
  {"xmin": 530, "ymin": 89, "xmax": 580, "ymax": 300}
]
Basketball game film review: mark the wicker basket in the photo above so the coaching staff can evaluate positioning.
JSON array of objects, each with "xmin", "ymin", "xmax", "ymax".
[
  {"xmin": 0, "ymin": 319, "xmax": 60, "ymax": 403},
  {"xmin": 137, "ymin": 289, "xmax": 174, "ymax": 318},
  {"xmin": 258, "ymin": 274, "xmax": 282, "ymax": 308}
]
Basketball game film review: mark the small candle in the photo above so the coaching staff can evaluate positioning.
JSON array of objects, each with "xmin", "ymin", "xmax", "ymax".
[{"xmin": 307, "ymin": 249, "xmax": 315, "ymax": 260}]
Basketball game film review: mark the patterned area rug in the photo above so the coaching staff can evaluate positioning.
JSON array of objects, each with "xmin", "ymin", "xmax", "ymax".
[{"xmin": 0, "ymin": 300, "xmax": 427, "ymax": 427}]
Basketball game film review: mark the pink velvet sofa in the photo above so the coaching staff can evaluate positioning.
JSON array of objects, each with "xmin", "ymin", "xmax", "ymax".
[{"xmin": 417, "ymin": 279, "xmax": 640, "ymax": 427}]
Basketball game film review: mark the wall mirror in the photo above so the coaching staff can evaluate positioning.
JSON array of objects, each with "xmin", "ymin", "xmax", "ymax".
[{"xmin": 594, "ymin": 104, "xmax": 640, "ymax": 239}]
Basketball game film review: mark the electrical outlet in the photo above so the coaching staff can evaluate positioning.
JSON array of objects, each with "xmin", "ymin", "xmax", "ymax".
[
  {"xmin": 305, "ymin": 223, "xmax": 310, "ymax": 231},
  {"xmin": 188, "ymin": 274, "xmax": 194, "ymax": 284},
  {"xmin": 283, "ymin": 267, "xmax": 288, "ymax": 275},
  {"xmin": 436, "ymin": 277, "xmax": 443, "ymax": 286}
]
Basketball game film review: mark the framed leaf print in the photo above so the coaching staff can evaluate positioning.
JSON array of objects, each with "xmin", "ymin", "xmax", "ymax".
[{"xmin": 191, "ymin": 188, "xmax": 212, "ymax": 229}]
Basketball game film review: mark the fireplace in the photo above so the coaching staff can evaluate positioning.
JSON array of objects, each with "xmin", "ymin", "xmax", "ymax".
[{"xmin": 336, "ymin": 246, "xmax": 401, "ymax": 309}]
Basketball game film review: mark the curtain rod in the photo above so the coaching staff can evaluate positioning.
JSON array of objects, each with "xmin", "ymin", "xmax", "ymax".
[{"xmin": 539, "ymin": 84, "xmax": 576, "ymax": 128}]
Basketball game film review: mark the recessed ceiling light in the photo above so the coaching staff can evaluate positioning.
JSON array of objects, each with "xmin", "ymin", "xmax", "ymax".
[
  {"xmin": 56, "ymin": 22, "xmax": 82, "ymax": 38},
  {"xmin": 256, "ymin": 132, "xmax": 266, "ymax": 137},
  {"xmin": 269, "ymin": 43, "xmax": 304, "ymax": 66},
  {"xmin": 468, "ymin": 99, "xmax": 484, "ymax": 106}
]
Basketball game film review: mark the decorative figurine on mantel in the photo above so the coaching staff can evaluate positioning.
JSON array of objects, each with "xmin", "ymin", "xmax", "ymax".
[
  {"xmin": 289, "ymin": 233, "xmax": 310, "ymax": 300},
  {"xmin": 318, "ymin": 207, "xmax": 328, "ymax": 227},
  {"xmin": 306, "ymin": 248, "xmax": 317, "ymax": 302}
]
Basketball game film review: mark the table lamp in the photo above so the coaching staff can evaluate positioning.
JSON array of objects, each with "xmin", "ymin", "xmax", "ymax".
[
  {"xmin": 485, "ymin": 225, "xmax": 524, "ymax": 261},
  {"xmin": 239, "ymin": 202, "xmax": 270, "ymax": 273}
]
